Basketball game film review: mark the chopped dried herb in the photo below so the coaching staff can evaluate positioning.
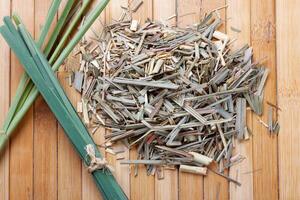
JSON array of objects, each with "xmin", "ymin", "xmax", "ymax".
[{"xmin": 70, "ymin": 6, "xmax": 275, "ymax": 182}]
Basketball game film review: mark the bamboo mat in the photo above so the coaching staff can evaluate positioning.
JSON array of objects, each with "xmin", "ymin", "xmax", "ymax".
[{"xmin": 0, "ymin": 0, "xmax": 298, "ymax": 199}]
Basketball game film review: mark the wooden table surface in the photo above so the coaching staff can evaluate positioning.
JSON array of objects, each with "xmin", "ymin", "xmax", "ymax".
[{"xmin": 0, "ymin": 0, "xmax": 299, "ymax": 200}]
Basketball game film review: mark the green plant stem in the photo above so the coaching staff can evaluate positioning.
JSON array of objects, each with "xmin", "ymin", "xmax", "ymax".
[
  {"xmin": 0, "ymin": 0, "xmax": 61, "ymax": 139},
  {"xmin": 49, "ymin": 0, "xmax": 91, "ymax": 64},
  {"xmin": 52, "ymin": 0, "xmax": 110, "ymax": 71},
  {"xmin": 0, "ymin": 17, "xmax": 127, "ymax": 199},
  {"xmin": 44, "ymin": 0, "xmax": 75, "ymax": 57},
  {"xmin": 0, "ymin": 0, "xmax": 110, "ymax": 153},
  {"xmin": 37, "ymin": 0, "xmax": 61, "ymax": 48},
  {"xmin": 3, "ymin": 0, "xmax": 78, "ymax": 127}
]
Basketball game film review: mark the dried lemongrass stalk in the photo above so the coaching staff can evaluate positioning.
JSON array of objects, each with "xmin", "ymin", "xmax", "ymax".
[
  {"xmin": 180, "ymin": 165, "xmax": 207, "ymax": 175},
  {"xmin": 189, "ymin": 152, "xmax": 213, "ymax": 166},
  {"xmin": 69, "ymin": 6, "xmax": 275, "ymax": 183}
]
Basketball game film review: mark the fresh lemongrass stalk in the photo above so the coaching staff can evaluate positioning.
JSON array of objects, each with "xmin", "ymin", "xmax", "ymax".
[
  {"xmin": 49, "ymin": 0, "xmax": 91, "ymax": 63},
  {"xmin": 44, "ymin": 0, "xmax": 75, "ymax": 57},
  {"xmin": 0, "ymin": 0, "xmax": 61, "ymax": 146},
  {"xmin": 10, "ymin": 0, "xmax": 61, "ymax": 109},
  {"xmin": 0, "ymin": 0, "xmax": 110, "ymax": 152},
  {"xmin": 37, "ymin": 0, "xmax": 61, "ymax": 47},
  {"xmin": 52, "ymin": 0, "xmax": 110, "ymax": 71},
  {"xmin": 2, "ymin": 0, "xmax": 60, "ymax": 128},
  {"xmin": 6, "ymin": 0, "xmax": 76, "ymax": 121},
  {"xmin": 7, "ymin": 0, "xmax": 76, "ymax": 123},
  {"xmin": 1, "ymin": 70, "xmax": 30, "ymax": 131},
  {"xmin": 64, "ymin": 1, "xmax": 83, "ymax": 25},
  {"xmin": 0, "ymin": 18, "xmax": 128, "ymax": 200}
]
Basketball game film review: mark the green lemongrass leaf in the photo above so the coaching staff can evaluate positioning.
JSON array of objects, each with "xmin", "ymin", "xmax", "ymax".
[
  {"xmin": 19, "ymin": 25, "xmax": 77, "ymax": 117},
  {"xmin": 8, "ymin": 1, "xmax": 78, "ymax": 123},
  {"xmin": 65, "ymin": 0, "xmax": 83, "ymax": 24},
  {"xmin": 3, "ymin": 16, "xmax": 20, "ymax": 36},
  {"xmin": 52, "ymin": 0, "xmax": 110, "ymax": 71},
  {"xmin": 2, "ymin": 78, "xmax": 31, "ymax": 132},
  {"xmin": 19, "ymin": 24, "xmax": 79, "ymax": 117},
  {"xmin": 37, "ymin": 0, "xmax": 61, "ymax": 47},
  {"xmin": 1, "ymin": 19, "xmax": 128, "ymax": 200},
  {"xmin": 49, "ymin": 0, "xmax": 91, "ymax": 63},
  {"xmin": 14, "ymin": 81, "xmax": 35, "ymax": 111},
  {"xmin": 0, "ymin": 0, "xmax": 110, "ymax": 152},
  {"xmin": 1, "ymin": 17, "xmax": 33, "ymax": 132},
  {"xmin": 44, "ymin": 0, "xmax": 75, "ymax": 57},
  {"xmin": 1, "ymin": 24, "xmax": 89, "ymax": 153},
  {"xmin": 1, "ymin": 0, "xmax": 61, "ymax": 132},
  {"xmin": 111, "ymin": 77, "xmax": 180, "ymax": 89}
]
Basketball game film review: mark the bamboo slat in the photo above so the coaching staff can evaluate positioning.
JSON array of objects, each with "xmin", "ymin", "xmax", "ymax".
[
  {"xmin": 277, "ymin": 0, "xmax": 300, "ymax": 199},
  {"xmin": 33, "ymin": 0, "xmax": 58, "ymax": 199},
  {"xmin": 128, "ymin": 1, "xmax": 155, "ymax": 200},
  {"xmin": 177, "ymin": 0, "xmax": 201, "ymax": 28},
  {"xmin": 251, "ymin": 1, "xmax": 278, "ymax": 199},
  {"xmin": 3, "ymin": 0, "xmax": 300, "ymax": 199},
  {"xmin": 204, "ymin": 163, "xmax": 229, "ymax": 200},
  {"xmin": 105, "ymin": 1, "xmax": 131, "ymax": 198},
  {"xmin": 129, "ymin": 149, "xmax": 155, "ymax": 200},
  {"xmin": 201, "ymin": 1, "xmax": 228, "ymax": 200},
  {"xmin": 131, "ymin": 0, "xmax": 152, "ymax": 21},
  {"xmin": 227, "ymin": 1, "xmax": 254, "ymax": 200},
  {"xmin": 153, "ymin": 0, "xmax": 176, "ymax": 26},
  {"xmin": 0, "ymin": 0, "xmax": 10, "ymax": 199},
  {"xmin": 177, "ymin": 1, "xmax": 203, "ymax": 200},
  {"xmin": 153, "ymin": 1, "xmax": 178, "ymax": 200},
  {"xmin": 57, "ymin": 2, "xmax": 81, "ymax": 200},
  {"xmin": 82, "ymin": 2, "xmax": 105, "ymax": 200},
  {"xmin": 9, "ymin": 0, "xmax": 34, "ymax": 199},
  {"xmin": 229, "ymin": 112, "xmax": 254, "ymax": 200},
  {"xmin": 200, "ymin": 0, "xmax": 226, "ymax": 31},
  {"xmin": 58, "ymin": 72, "xmax": 82, "ymax": 200}
]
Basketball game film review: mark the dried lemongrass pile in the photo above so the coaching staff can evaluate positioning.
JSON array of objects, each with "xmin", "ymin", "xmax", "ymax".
[{"xmin": 70, "ymin": 9, "xmax": 278, "ymax": 182}]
